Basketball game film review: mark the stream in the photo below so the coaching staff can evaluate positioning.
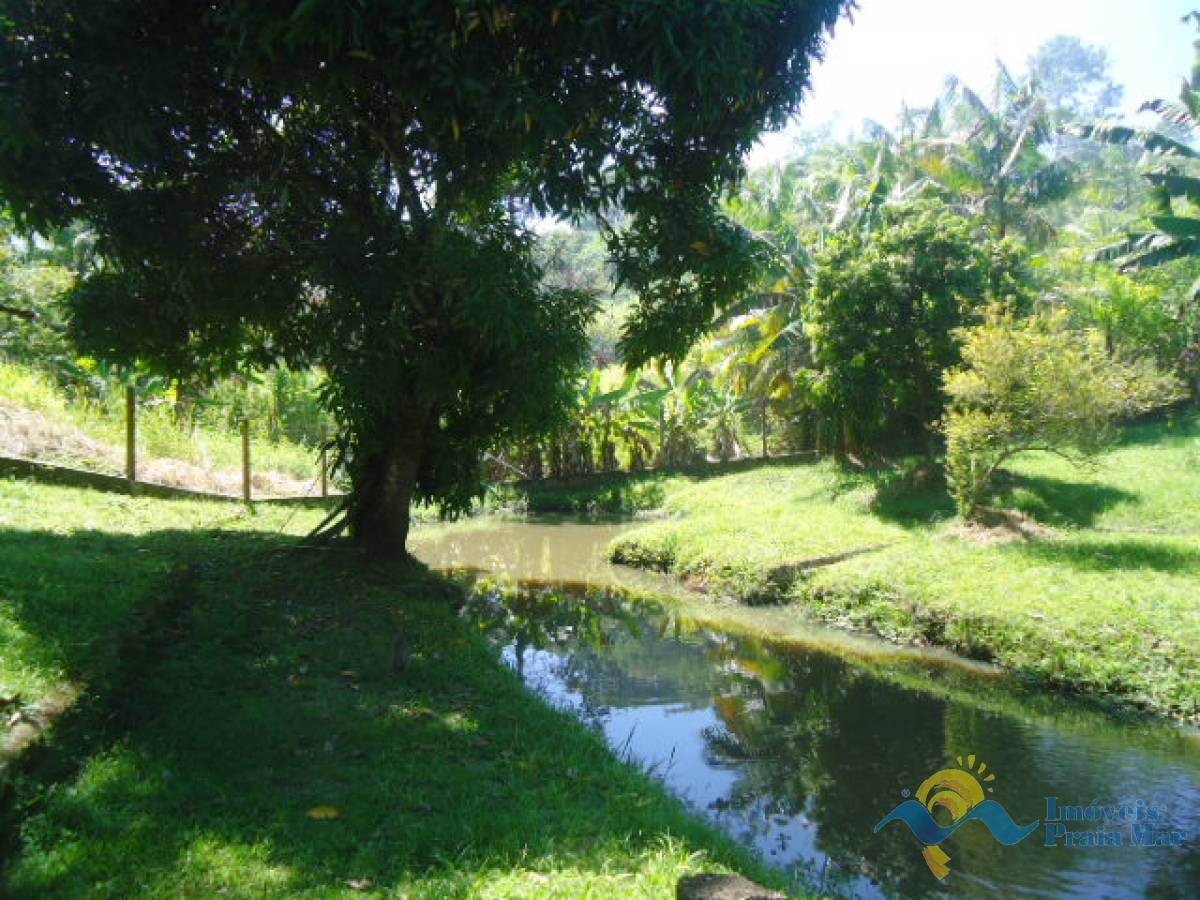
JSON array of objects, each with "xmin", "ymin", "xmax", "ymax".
[{"xmin": 409, "ymin": 515, "xmax": 1200, "ymax": 899}]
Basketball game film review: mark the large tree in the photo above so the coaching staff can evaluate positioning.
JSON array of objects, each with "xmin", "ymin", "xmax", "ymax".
[
  {"xmin": 1027, "ymin": 35, "xmax": 1122, "ymax": 120},
  {"xmin": 0, "ymin": 0, "xmax": 844, "ymax": 552}
]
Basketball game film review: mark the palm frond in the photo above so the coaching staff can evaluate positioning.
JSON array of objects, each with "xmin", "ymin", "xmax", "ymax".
[
  {"xmin": 1064, "ymin": 122, "xmax": 1197, "ymax": 158},
  {"xmin": 1144, "ymin": 171, "xmax": 1200, "ymax": 203}
]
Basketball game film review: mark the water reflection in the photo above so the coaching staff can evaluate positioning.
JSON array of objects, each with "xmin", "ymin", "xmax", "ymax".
[{"xmin": 415, "ymin": 519, "xmax": 1200, "ymax": 898}]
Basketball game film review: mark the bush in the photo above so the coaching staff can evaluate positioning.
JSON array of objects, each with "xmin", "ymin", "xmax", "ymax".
[
  {"xmin": 942, "ymin": 309, "xmax": 1183, "ymax": 518},
  {"xmin": 806, "ymin": 199, "xmax": 1029, "ymax": 456}
]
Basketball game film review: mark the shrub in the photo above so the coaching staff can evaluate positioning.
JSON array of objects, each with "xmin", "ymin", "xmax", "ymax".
[{"xmin": 942, "ymin": 309, "xmax": 1183, "ymax": 518}]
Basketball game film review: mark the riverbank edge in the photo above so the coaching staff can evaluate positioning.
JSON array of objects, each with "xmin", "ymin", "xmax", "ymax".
[
  {"xmin": 0, "ymin": 483, "xmax": 801, "ymax": 897},
  {"xmin": 585, "ymin": 575, "xmax": 1200, "ymax": 749},
  {"xmin": 607, "ymin": 534, "xmax": 1196, "ymax": 725}
]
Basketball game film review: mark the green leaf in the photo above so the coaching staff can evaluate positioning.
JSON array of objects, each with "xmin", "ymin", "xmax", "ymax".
[
  {"xmin": 1148, "ymin": 215, "xmax": 1200, "ymax": 239},
  {"xmin": 1144, "ymin": 171, "xmax": 1200, "ymax": 204},
  {"xmin": 1064, "ymin": 123, "xmax": 1197, "ymax": 158}
]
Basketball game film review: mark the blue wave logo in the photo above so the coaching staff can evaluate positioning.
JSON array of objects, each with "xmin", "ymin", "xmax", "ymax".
[
  {"xmin": 873, "ymin": 754, "xmax": 1038, "ymax": 880},
  {"xmin": 874, "ymin": 799, "xmax": 1039, "ymax": 845}
]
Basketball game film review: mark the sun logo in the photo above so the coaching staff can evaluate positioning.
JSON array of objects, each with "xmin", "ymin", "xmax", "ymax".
[
  {"xmin": 874, "ymin": 753, "xmax": 1038, "ymax": 881},
  {"xmin": 914, "ymin": 755, "xmax": 995, "ymax": 879}
]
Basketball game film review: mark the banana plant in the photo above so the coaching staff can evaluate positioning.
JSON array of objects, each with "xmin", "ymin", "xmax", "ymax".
[
  {"xmin": 636, "ymin": 361, "xmax": 712, "ymax": 469},
  {"xmin": 612, "ymin": 378, "xmax": 664, "ymax": 471},
  {"xmin": 1067, "ymin": 14, "xmax": 1200, "ymax": 299},
  {"xmin": 705, "ymin": 384, "xmax": 751, "ymax": 462},
  {"xmin": 918, "ymin": 63, "xmax": 1074, "ymax": 245},
  {"xmin": 547, "ymin": 368, "xmax": 668, "ymax": 476}
]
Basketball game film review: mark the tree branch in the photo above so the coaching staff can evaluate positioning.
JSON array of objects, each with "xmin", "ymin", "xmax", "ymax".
[{"xmin": 0, "ymin": 303, "xmax": 65, "ymax": 332}]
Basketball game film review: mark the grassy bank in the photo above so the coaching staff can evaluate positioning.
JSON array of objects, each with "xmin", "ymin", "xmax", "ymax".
[
  {"xmin": 607, "ymin": 413, "xmax": 1200, "ymax": 721},
  {"xmin": 0, "ymin": 479, "xmax": 785, "ymax": 897},
  {"xmin": 0, "ymin": 362, "xmax": 322, "ymax": 494}
]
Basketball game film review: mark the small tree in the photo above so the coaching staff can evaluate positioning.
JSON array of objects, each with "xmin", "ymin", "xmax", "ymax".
[{"xmin": 942, "ymin": 309, "xmax": 1182, "ymax": 518}]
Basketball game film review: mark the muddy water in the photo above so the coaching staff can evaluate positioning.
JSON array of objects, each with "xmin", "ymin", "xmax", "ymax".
[{"xmin": 410, "ymin": 516, "xmax": 1200, "ymax": 899}]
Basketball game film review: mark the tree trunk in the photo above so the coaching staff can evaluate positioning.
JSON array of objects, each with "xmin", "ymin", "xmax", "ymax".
[
  {"xmin": 837, "ymin": 417, "xmax": 859, "ymax": 463},
  {"xmin": 348, "ymin": 447, "xmax": 420, "ymax": 556}
]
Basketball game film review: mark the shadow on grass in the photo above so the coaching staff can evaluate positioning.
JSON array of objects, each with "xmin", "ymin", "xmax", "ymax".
[
  {"xmin": 1010, "ymin": 537, "xmax": 1200, "ymax": 574},
  {"xmin": 1, "ymin": 527, "xmax": 760, "ymax": 897},
  {"xmin": 991, "ymin": 471, "xmax": 1135, "ymax": 529},
  {"xmin": 0, "ymin": 525, "xmax": 201, "ymax": 694},
  {"xmin": 504, "ymin": 472, "xmax": 668, "ymax": 515},
  {"xmin": 1110, "ymin": 407, "xmax": 1200, "ymax": 450},
  {"xmin": 862, "ymin": 466, "xmax": 956, "ymax": 528},
  {"xmin": 862, "ymin": 462, "xmax": 1143, "ymax": 532},
  {"xmin": 817, "ymin": 459, "xmax": 955, "ymax": 528}
]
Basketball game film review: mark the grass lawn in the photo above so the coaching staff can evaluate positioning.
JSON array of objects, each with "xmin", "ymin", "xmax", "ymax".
[
  {"xmin": 0, "ymin": 479, "xmax": 786, "ymax": 898},
  {"xmin": 0, "ymin": 479, "xmax": 320, "ymax": 710},
  {"xmin": 607, "ymin": 412, "xmax": 1200, "ymax": 720}
]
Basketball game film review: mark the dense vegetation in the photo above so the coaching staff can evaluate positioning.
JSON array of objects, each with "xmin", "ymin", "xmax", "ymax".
[
  {"xmin": 4, "ymin": 25, "xmax": 1196, "ymax": 522},
  {"xmin": 493, "ymin": 34, "xmax": 1199, "ymax": 501}
]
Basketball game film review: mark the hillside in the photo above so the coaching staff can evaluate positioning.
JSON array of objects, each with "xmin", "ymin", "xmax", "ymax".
[
  {"xmin": 0, "ymin": 481, "xmax": 781, "ymax": 897},
  {"xmin": 0, "ymin": 363, "xmax": 321, "ymax": 499}
]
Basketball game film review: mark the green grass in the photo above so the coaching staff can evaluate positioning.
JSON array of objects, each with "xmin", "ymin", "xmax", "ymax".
[
  {"xmin": 0, "ymin": 479, "xmax": 788, "ymax": 898},
  {"xmin": 0, "ymin": 362, "xmax": 321, "ymax": 482},
  {"xmin": 0, "ymin": 478, "xmax": 321, "ymax": 707},
  {"xmin": 608, "ymin": 412, "xmax": 1200, "ymax": 720}
]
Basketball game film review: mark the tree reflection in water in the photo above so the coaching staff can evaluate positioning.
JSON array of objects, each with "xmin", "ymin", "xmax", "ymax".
[{"xmin": 463, "ymin": 583, "xmax": 1200, "ymax": 900}]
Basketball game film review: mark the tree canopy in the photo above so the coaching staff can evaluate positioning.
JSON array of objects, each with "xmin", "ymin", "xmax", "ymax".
[
  {"xmin": 0, "ymin": 0, "xmax": 845, "ymax": 550},
  {"xmin": 806, "ymin": 199, "xmax": 1027, "ymax": 456},
  {"xmin": 1027, "ymin": 35, "xmax": 1122, "ymax": 119}
]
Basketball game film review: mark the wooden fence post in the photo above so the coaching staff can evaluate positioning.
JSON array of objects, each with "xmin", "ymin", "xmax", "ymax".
[
  {"xmin": 319, "ymin": 430, "xmax": 329, "ymax": 498},
  {"xmin": 241, "ymin": 418, "xmax": 251, "ymax": 502},
  {"xmin": 125, "ymin": 386, "xmax": 136, "ymax": 482},
  {"xmin": 761, "ymin": 401, "xmax": 768, "ymax": 459}
]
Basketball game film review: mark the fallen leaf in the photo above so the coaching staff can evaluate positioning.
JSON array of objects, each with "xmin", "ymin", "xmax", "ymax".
[
  {"xmin": 347, "ymin": 878, "xmax": 373, "ymax": 891},
  {"xmin": 306, "ymin": 805, "xmax": 341, "ymax": 820}
]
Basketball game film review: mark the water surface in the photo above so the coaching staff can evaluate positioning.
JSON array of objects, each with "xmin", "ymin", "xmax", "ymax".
[{"xmin": 410, "ymin": 516, "xmax": 1200, "ymax": 899}]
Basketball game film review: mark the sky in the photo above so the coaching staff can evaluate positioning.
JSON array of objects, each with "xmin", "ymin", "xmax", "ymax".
[{"xmin": 746, "ymin": 0, "xmax": 1198, "ymax": 167}]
